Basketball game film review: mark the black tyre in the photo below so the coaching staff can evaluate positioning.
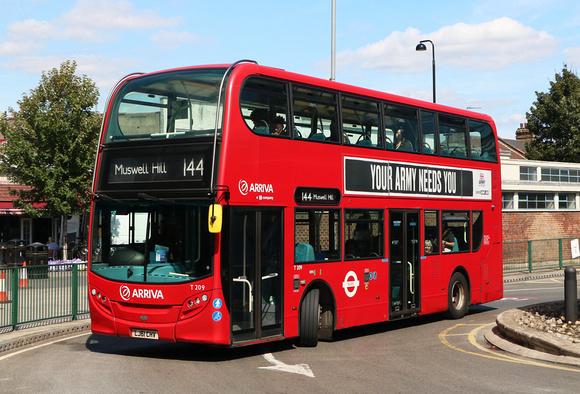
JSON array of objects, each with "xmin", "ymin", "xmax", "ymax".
[
  {"xmin": 446, "ymin": 272, "xmax": 469, "ymax": 319},
  {"xmin": 299, "ymin": 289, "xmax": 320, "ymax": 347}
]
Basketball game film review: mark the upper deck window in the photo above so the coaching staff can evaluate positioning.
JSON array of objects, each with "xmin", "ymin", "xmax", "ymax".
[
  {"xmin": 384, "ymin": 104, "xmax": 419, "ymax": 152},
  {"xmin": 439, "ymin": 115, "xmax": 467, "ymax": 158},
  {"xmin": 421, "ymin": 111, "xmax": 437, "ymax": 155},
  {"xmin": 240, "ymin": 78, "xmax": 290, "ymax": 137},
  {"xmin": 341, "ymin": 96, "xmax": 381, "ymax": 148},
  {"xmin": 105, "ymin": 69, "xmax": 227, "ymax": 142},
  {"xmin": 469, "ymin": 120, "xmax": 498, "ymax": 162},
  {"xmin": 292, "ymin": 86, "xmax": 339, "ymax": 142}
]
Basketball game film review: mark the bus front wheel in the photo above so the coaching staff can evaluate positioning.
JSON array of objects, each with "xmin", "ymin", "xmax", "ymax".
[
  {"xmin": 299, "ymin": 289, "xmax": 320, "ymax": 347},
  {"xmin": 446, "ymin": 272, "xmax": 469, "ymax": 319}
]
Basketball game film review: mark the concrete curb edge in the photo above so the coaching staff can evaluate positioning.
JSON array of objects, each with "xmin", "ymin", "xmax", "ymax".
[
  {"xmin": 495, "ymin": 308, "xmax": 580, "ymax": 358},
  {"xmin": 0, "ymin": 320, "xmax": 91, "ymax": 354}
]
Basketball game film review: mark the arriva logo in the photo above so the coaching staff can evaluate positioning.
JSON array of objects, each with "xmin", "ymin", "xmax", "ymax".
[
  {"xmin": 119, "ymin": 285, "xmax": 164, "ymax": 301},
  {"xmin": 238, "ymin": 179, "xmax": 274, "ymax": 196},
  {"xmin": 238, "ymin": 179, "xmax": 249, "ymax": 195}
]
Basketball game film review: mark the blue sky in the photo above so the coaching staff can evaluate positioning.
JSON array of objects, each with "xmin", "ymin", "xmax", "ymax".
[{"xmin": 1, "ymin": 0, "xmax": 580, "ymax": 139}]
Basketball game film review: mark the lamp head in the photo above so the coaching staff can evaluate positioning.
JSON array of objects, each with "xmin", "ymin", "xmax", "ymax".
[{"xmin": 415, "ymin": 43, "xmax": 427, "ymax": 51}]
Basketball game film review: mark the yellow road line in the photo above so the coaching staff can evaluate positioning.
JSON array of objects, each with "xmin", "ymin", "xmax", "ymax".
[{"xmin": 439, "ymin": 324, "xmax": 580, "ymax": 373}]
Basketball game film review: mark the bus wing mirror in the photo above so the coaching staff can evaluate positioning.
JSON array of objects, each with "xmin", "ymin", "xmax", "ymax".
[{"xmin": 208, "ymin": 204, "xmax": 223, "ymax": 233}]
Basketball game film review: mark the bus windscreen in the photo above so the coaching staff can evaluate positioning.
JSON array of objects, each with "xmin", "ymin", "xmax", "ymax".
[
  {"xmin": 104, "ymin": 69, "xmax": 227, "ymax": 142},
  {"xmin": 90, "ymin": 201, "xmax": 213, "ymax": 283}
]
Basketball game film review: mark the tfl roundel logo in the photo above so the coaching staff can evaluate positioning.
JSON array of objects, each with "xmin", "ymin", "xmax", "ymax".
[
  {"xmin": 120, "ymin": 285, "xmax": 131, "ymax": 301},
  {"xmin": 238, "ymin": 179, "xmax": 249, "ymax": 195}
]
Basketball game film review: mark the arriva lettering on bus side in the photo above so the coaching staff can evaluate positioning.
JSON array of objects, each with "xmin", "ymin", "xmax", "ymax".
[{"xmin": 249, "ymin": 183, "xmax": 274, "ymax": 194}]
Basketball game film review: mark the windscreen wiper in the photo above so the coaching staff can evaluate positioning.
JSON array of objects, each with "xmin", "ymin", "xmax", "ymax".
[{"xmin": 93, "ymin": 192, "xmax": 123, "ymax": 204}]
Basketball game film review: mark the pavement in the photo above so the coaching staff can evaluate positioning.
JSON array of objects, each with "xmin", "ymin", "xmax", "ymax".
[
  {"xmin": 485, "ymin": 268, "xmax": 580, "ymax": 367},
  {"xmin": 0, "ymin": 319, "xmax": 90, "ymax": 354},
  {"xmin": 0, "ymin": 269, "xmax": 578, "ymax": 367}
]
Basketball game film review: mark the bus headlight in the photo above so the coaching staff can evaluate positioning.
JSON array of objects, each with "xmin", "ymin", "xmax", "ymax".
[{"xmin": 179, "ymin": 293, "xmax": 210, "ymax": 320}]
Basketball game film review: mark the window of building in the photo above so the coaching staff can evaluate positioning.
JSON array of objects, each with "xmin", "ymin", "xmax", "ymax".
[
  {"xmin": 468, "ymin": 120, "xmax": 497, "ymax": 162},
  {"xmin": 439, "ymin": 115, "xmax": 467, "ymax": 158},
  {"xmin": 541, "ymin": 168, "xmax": 580, "ymax": 183},
  {"xmin": 384, "ymin": 104, "xmax": 419, "ymax": 152},
  {"xmin": 239, "ymin": 78, "xmax": 290, "ymax": 137},
  {"xmin": 502, "ymin": 192, "xmax": 514, "ymax": 210},
  {"xmin": 518, "ymin": 193, "xmax": 554, "ymax": 209},
  {"xmin": 341, "ymin": 96, "xmax": 381, "ymax": 147},
  {"xmin": 295, "ymin": 209, "xmax": 340, "ymax": 263},
  {"xmin": 442, "ymin": 211, "xmax": 470, "ymax": 253},
  {"xmin": 344, "ymin": 209, "xmax": 384, "ymax": 259},
  {"xmin": 559, "ymin": 193, "xmax": 576, "ymax": 209},
  {"xmin": 292, "ymin": 86, "xmax": 339, "ymax": 142},
  {"xmin": 424, "ymin": 210, "xmax": 439, "ymax": 254},
  {"xmin": 519, "ymin": 166, "xmax": 537, "ymax": 181}
]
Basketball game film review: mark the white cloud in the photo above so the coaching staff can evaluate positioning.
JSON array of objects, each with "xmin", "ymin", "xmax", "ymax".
[
  {"xmin": 333, "ymin": 27, "xmax": 424, "ymax": 74},
  {"xmin": 0, "ymin": 40, "xmax": 44, "ymax": 57},
  {"xmin": 6, "ymin": 19, "xmax": 59, "ymax": 41},
  {"xmin": 334, "ymin": 17, "xmax": 559, "ymax": 74},
  {"xmin": 437, "ymin": 17, "xmax": 558, "ymax": 70},
  {"xmin": 495, "ymin": 113, "xmax": 528, "ymax": 138},
  {"xmin": 1, "ymin": 54, "xmax": 141, "ymax": 80},
  {"xmin": 563, "ymin": 47, "xmax": 580, "ymax": 69},
  {"xmin": 61, "ymin": 0, "xmax": 181, "ymax": 32},
  {"xmin": 0, "ymin": 0, "xmax": 184, "ymax": 49}
]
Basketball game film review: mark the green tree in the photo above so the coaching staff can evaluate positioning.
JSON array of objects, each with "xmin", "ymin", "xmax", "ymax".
[
  {"xmin": 525, "ymin": 65, "xmax": 580, "ymax": 162},
  {"xmin": 0, "ymin": 60, "xmax": 101, "ymax": 255}
]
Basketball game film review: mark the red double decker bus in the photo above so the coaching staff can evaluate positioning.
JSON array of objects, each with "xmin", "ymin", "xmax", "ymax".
[{"xmin": 88, "ymin": 61, "xmax": 502, "ymax": 347}]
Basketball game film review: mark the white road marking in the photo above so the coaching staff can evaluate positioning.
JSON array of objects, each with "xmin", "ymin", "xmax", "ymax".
[{"xmin": 259, "ymin": 353, "xmax": 315, "ymax": 378}]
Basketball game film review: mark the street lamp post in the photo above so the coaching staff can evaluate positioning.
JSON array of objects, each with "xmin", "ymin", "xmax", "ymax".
[
  {"xmin": 331, "ymin": 0, "xmax": 336, "ymax": 81},
  {"xmin": 415, "ymin": 40, "xmax": 436, "ymax": 103}
]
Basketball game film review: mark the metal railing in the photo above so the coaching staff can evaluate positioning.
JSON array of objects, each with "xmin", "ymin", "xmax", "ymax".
[
  {"xmin": 0, "ymin": 262, "xmax": 89, "ymax": 333},
  {"xmin": 503, "ymin": 237, "xmax": 580, "ymax": 273}
]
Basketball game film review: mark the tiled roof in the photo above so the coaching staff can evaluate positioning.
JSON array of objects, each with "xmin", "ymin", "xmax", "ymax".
[
  {"xmin": 0, "ymin": 183, "xmax": 23, "ymax": 201},
  {"xmin": 502, "ymin": 138, "xmax": 526, "ymax": 154}
]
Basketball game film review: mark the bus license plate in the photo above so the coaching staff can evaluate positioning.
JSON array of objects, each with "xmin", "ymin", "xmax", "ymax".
[{"xmin": 131, "ymin": 329, "xmax": 159, "ymax": 340}]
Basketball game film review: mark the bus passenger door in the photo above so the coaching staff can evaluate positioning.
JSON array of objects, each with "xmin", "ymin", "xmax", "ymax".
[
  {"xmin": 227, "ymin": 208, "xmax": 283, "ymax": 344},
  {"xmin": 388, "ymin": 210, "xmax": 421, "ymax": 319}
]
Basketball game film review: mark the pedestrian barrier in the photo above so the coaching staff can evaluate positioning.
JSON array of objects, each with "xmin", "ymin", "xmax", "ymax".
[
  {"xmin": 0, "ymin": 261, "xmax": 89, "ymax": 333},
  {"xmin": 503, "ymin": 237, "xmax": 580, "ymax": 273}
]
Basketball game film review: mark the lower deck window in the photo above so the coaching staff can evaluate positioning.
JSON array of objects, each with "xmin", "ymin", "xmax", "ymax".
[
  {"xmin": 442, "ymin": 211, "xmax": 470, "ymax": 253},
  {"xmin": 295, "ymin": 209, "xmax": 340, "ymax": 263},
  {"xmin": 344, "ymin": 209, "xmax": 384, "ymax": 259}
]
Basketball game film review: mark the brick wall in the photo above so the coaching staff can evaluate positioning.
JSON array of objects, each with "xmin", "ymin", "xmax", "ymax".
[{"xmin": 502, "ymin": 212, "xmax": 580, "ymax": 242}]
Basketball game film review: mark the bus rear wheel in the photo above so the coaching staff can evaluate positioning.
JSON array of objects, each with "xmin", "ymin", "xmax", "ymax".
[
  {"xmin": 446, "ymin": 272, "xmax": 469, "ymax": 319},
  {"xmin": 299, "ymin": 289, "xmax": 320, "ymax": 347}
]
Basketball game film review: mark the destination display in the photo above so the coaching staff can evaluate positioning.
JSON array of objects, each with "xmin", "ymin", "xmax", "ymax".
[
  {"xmin": 98, "ymin": 144, "xmax": 212, "ymax": 192},
  {"xmin": 294, "ymin": 187, "xmax": 341, "ymax": 205},
  {"xmin": 344, "ymin": 157, "xmax": 492, "ymax": 200}
]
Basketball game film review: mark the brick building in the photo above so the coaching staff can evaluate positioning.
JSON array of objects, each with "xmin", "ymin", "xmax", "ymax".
[{"xmin": 500, "ymin": 123, "xmax": 580, "ymax": 243}]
